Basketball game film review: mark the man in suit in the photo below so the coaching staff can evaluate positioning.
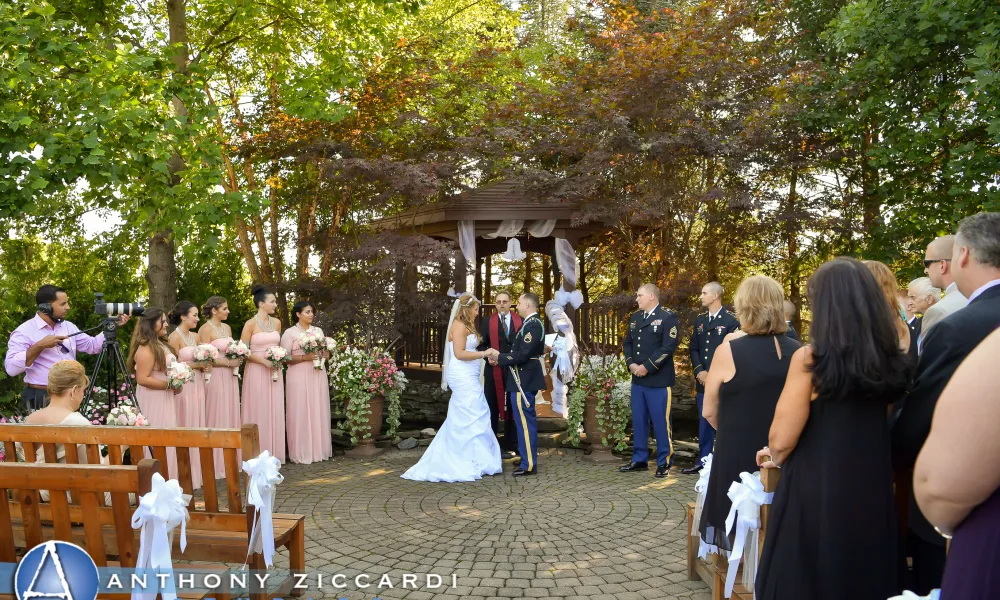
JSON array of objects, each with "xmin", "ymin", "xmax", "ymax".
[
  {"xmin": 906, "ymin": 277, "xmax": 940, "ymax": 361},
  {"xmin": 620, "ymin": 283, "xmax": 680, "ymax": 479},
  {"xmin": 479, "ymin": 291, "xmax": 522, "ymax": 460},
  {"xmin": 893, "ymin": 212, "xmax": 1000, "ymax": 594},
  {"xmin": 919, "ymin": 235, "xmax": 968, "ymax": 351},
  {"xmin": 783, "ymin": 299, "xmax": 799, "ymax": 342},
  {"xmin": 684, "ymin": 281, "xmax": 740, "ymax": 474},
  {"xmin": 495, "ymin": 292, "xmax": 546, "ymax": 476}
]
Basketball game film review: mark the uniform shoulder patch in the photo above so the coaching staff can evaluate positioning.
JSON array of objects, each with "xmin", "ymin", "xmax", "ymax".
[
  {"xmin": 670, "ymin": 325, "xmax": 677, "ymax": 338},
  {"xmin": 524, "ymin": 331, "xmax": 533, "ymax": 344}
]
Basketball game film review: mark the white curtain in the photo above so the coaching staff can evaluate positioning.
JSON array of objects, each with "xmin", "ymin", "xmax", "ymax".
[
  {"xmin": 458, "ymin": 220, "xmax": 476, "ymax": 264},
  {"xmin": 527, "ymin": 219, "xmax": 557, "ymax": 237},
  {"xmin": 555, "ymin": 238, "xmax": 578, "ymax": 287},
  {"xmin": 483, "ymin": 220, "xmax": 524, "ymax": 239}
]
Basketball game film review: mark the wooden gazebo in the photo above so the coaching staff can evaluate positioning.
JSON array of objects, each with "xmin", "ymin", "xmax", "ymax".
[{"xmin": 373, "ymin": 180, "xmax": 628, "ymax": 368}]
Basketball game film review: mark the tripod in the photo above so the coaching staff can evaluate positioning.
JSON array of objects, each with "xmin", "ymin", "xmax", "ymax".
[{"xmin": 79, "ymin": 318, "xmax": 138, "ymax": 415}]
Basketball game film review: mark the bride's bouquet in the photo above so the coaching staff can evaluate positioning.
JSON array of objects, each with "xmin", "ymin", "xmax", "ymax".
[
  {"xmin": 264, "ymin": 346, "xmax": 290, "ymax": 382},
  {"xmin": 193, "ymin": 344, "xmax": 219, "ymax": 383},
  {"xmin": 297, "ymin": 329, "xmax": 326, "ymax": 370},
  {"xmin": 225, "ymin": 340, "xmax": 250, "ymax": 377},
  {"xmin": 166, "ymin": 362, "xmax": 194, "ymax": 390}
]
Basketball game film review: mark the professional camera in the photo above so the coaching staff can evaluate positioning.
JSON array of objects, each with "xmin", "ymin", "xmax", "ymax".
[{"xmin": 94, "ymin": 293, "xmax": 144, "ymax": 317}]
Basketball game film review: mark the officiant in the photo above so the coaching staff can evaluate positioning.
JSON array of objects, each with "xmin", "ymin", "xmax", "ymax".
[{"xmin": 478, "ymin": 290, "xmax": 521, "ymax": 460}]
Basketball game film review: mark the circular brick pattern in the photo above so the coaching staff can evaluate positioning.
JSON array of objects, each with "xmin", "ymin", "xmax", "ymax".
[{"xmin": 268, "ymin": 448, "xmax": 711, "ymax": 600}]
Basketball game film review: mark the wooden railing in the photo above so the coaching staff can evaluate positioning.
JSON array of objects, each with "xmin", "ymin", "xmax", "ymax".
[{"xmin": 399, "ymin": 303, "xmax": 631, "ymax": 366}]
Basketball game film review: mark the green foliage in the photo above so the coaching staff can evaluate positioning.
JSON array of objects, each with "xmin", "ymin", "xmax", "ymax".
[{"xmin": 176, "ymin": 231, "xmax": 254, "ymax": 325}]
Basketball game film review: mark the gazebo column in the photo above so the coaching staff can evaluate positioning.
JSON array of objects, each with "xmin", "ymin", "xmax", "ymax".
[
  {"xmin": 474, "ymin": 256, "xmax": 483, "ymax": 300},
  {"xmin": 454, "ymin": 253, "xmax": 468, "ymax": 293},
  {"xmin": 543, "ymin": 255, "xmax": 552, "ymax": 305},
  {"xmin": 484, "ymin": 255, "xmax": 492, "ymax": 302}
]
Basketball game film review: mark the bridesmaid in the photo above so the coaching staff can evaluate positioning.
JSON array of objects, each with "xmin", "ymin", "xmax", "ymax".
[
  {"xmin": 241, "ymin": 285, "xmax": 286, "ymax": 463},
  {"xmin": 281, "ymin": 301, "xmax": 333, "ymax": 464},
  {"xmin": 198, "ymin": 296, "xmax": 243, "ymax": 478},
  {"xmin": 167, "ymin": 301, "xmax": 205, "ymax": 491},
  {"xmin": 126, "ymin": 309, "xmax": 179, "ymax": 477}
]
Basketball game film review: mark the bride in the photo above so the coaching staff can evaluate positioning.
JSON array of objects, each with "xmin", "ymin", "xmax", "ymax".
[{"xmin": 401, "ymin": 293, "xmax": 503, "ymax": 482}]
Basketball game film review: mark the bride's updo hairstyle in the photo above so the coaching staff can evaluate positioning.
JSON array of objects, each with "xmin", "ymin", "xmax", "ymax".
[{"xmin": 455, "ymin": 293, "xmax": 481, "ymax": 342}]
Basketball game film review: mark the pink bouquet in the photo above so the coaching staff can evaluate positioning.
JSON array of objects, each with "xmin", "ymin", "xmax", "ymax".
[
  {"xmin": 264, "ymin": 346, "xmax": 290, "ymax": 382},
  {"xmin": 297, "ymin": 329, "xmax": 326, "ymax": 370},
  {"xmin": 166, "ymin": 362, "xmax": 195, "ymax": 390},
  {"xmin": 106, "ymin": 404, "xmax": 149, "ymax": 427},
  {"xmin": 225, "ymin": 340, "xmax": 250, "ymax": 377},
  {"xmin": 193, "ymin": 344, "xmax": 219, "ymax": 383}
]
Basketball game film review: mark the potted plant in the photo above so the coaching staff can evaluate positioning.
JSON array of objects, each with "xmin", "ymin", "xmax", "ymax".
[
  {"xmin": 328, "ymin": 346, "xmax": 406, "ymax": 455},
  {"xmin": 566, "ymin": 353, "xmax": 631, "ymax": 462}
]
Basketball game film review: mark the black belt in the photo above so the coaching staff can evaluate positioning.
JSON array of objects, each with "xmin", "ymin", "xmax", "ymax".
[{"xmin": 25, "ymin": 383, "xmax": 47, "ymax": 391}]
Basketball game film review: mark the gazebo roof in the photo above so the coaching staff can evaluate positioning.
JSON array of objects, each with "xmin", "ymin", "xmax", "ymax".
[{"xmin": 371, "ymin": 179, "xmax": 604, "ymax": 244}]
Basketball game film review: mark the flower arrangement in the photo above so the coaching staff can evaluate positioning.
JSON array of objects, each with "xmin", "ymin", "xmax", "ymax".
[
  {"xmin": 106, "ymin": 404, "xmax": 149, "ymax": 427},
  {"xmin": 297, "ymin": 329, "xmax": 326, "ymax": 370},
  {"xmin": 328, "ymin": 347, "xmax": 406, "ymax": 444},
  {"xmin": 225, "ymin": 340, "xmax": 250, "ymax": 377},
  {"xmin": 193, "ymin": 344, "xmax": 219, "ymax": 383},
  {"xmin": 264, "ymin": 346, "xmax": 290, "ymax": 382},
  {"xmin": 566, "ymin": 353, "xmax": 632, "ymax": 451},
  {"xmin": 166, "ymin": 362, "xmax": 195, "ymax": 390}
]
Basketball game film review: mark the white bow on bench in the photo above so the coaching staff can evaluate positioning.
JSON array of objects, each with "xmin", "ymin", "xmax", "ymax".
[
  {"xmin": 243, "ymin": 450, "xmax": 284, "ymax": 568},
  {"xmin": 723, "ymin": 471, "xmax": 773, "ymax": 599},
  {"xmin": 690, "ymin": 454, "xmax": 717, "ymax": 559},
  {"xmin": 131, "ymin": 473, "xmax": 192, "ymax": 600}
]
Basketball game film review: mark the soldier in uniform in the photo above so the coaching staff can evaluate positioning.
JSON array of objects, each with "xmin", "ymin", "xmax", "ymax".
[
  {"xmin": 685, "ymin": 281, "xmax": 740, "ymax": 474},
  {"xmin": 495, "ymin": 292, "xmax": 546, "ymax": 476},
  {"xmin": 619, "ymin": 283, "xmax": 680, "ymax": 479}
]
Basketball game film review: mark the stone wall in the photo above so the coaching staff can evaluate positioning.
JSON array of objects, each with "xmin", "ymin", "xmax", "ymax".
[{"xmin": 399, "ymin": 378, "xmax": 451, "ymax": 427}]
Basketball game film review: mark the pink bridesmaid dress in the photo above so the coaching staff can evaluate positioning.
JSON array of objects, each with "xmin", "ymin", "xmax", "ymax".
[
  {"xmin": 176, "ymin": 344, "xmax": 205, "ymax": 491},
  {"xmin": 136, "ymin": 350, "xmax": 179, "ymax": 478},
  {"xmin": 241, "ymin": 331, "xmax": 286, "ymax": 463},
  {"xmin": 281, "ymin": 326, "xmax": 333, "ymax": 464},
  {"xmin": 204, "ymin": 333, "xmax": 241, "ymax": 478}
]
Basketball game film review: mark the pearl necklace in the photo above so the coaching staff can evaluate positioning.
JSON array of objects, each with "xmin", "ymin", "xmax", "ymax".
[
  {"xmin": 255, "ymin": 315, "xmax": 274, "ymax": 333},
  {"xmin": 179, "ymin": 329, "xmax": 198, "ymax": 348},
  {"xmin": 208, "ymin": 320, "xmax": 229, "ymax": 338}
]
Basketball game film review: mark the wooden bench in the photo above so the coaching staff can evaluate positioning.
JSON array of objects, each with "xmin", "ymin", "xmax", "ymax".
[
  {"xmin": 0, "ymin": 423, "xmax": 305, "ymax": 599},
  {"xmin": 686, "ymin": 468, "xmax": 780, "ymax": 600}
]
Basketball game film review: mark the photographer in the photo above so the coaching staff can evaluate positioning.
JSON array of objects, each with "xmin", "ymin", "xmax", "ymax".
[{"xmin": 4, "ymin": 285, "xmax": 127, "ymax": 411}]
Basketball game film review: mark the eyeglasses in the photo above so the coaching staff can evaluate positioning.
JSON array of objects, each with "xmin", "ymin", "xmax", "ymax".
[
  {"xmin": 495, "ymin": 300, "xmax": 510, "ymax": 305},
  {"xmin": 923, "ymin": 259, "xmax": 951, "ymax": 268}
]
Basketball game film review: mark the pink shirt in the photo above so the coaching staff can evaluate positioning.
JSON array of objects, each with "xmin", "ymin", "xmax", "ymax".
[{"xmin": 4, "ymin": 315, "xmax": 105, "ymax": 386}]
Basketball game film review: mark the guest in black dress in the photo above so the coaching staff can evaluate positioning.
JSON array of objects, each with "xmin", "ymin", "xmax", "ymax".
[
  {"xmin": 699, "ymin": 275, "xmax": 801, "ymax": 552},
  {"xmin": 755, "ymin": 257, "xmax": 911, "ymax": 600}
]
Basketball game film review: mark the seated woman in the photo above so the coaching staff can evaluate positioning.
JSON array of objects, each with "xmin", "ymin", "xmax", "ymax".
[{"xmin": 24, "ymin": 360, "xmax": 93, "ymax": 456}]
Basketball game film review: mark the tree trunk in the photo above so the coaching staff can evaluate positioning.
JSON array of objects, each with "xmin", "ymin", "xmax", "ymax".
[
  {"xmin": 523, "ymin": 253, "xmax": 532, "ymax": 293},
  {"xmin": 786, "ymin": 161, "xmax": 803, "ymax": 336},
  {"xmin": 579, "ymin": 246, "xmax": 589, "ymax": 304},
  {"xmin": 542, "ymin": 254, "xmax": 551, "ymax": 305},
  {"xmin": 484, "ymin": 254, "xmax": 492, "ymax": 301},
  {"xmin": 147, "ymin": 0, "xmax": 189, "ymax": 310}
]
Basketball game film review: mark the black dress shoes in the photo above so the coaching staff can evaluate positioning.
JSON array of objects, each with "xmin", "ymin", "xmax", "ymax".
[
  {"xmin": 513, "ymin": 468, "xmax": 536, "ymax": 476},
  {"xmin": 619, "ymin": 461, "xmax": 649, "ymax": 472},
  {"xmin": 501, "ymin": 451, "xmax": 518, "ymax": 460},
  {"xmin": 681, "ymin": 465, "xmax": 703, "ymax": 475},
  {"xmin": 655, "ymin": 464, "xmax": 670, "ymax": 478}
]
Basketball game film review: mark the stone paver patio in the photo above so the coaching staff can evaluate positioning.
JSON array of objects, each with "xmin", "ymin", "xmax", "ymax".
[{"xmin": 265, "ymin": 447, "xmax": 710, "ymax": 600}]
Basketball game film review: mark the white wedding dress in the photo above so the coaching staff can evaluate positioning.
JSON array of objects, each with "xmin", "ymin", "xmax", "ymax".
[{"xmin": 401, "ymin": 332, "xmax": 503, "ymax": 482}]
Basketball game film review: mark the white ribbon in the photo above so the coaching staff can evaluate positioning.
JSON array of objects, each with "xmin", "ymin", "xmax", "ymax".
[
  {"xmin": 131, "ymin": 473, "xmax": 191, "ymax": 600},
  {"xmin": 554, "ymin": 288, "xmax": 584, "ymax": 309},
  {"xmin": 690, "ymin": 453, "xmax": 713, "ymax": 544},
  {"xmin": 243, "ymin": 450, "xmax": 284, "ymax": 568},
  {"xmin": 723, "ymin": 471, "xmax": 773, "ymax": 598},
  {"xmin": 890, "ymin": 592, "xmax": 941, "ymax": 600}
]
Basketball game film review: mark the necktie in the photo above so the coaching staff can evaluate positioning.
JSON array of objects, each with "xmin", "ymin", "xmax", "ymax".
[{"xmin": 503, "ymin": 315, "xmax": 509, "ymax": 336}]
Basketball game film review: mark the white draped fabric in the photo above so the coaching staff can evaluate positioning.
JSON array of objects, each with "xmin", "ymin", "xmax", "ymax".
[
  {"xmin": 458, "ymin": 220, "xmax": 476, "ymax": 264},
  {"xmin": 131, "ymin": 474, "xmax": 191, "ymax": 600},
  {"xmin": 456, "ymin": 219, "xmax": 577, "ymax": 285},
  {"xmin": 554, "ymin": 238, "xmax": 578, "ymax": 287},
  {"xmin": 243, "ymin": 450, "xmax": 284, "ymax": 568},
  {"xmin": 527, "ymin": 219, "xmax": 556, "ymax": 237},
  {"xmin": 690, "ymin": 454, "xmax": 715, "ymax": 558},
  {"xmin": 483, "ymin": 219, "xmax": 525, "ymax": 239},
  {"xmin": 723, "ymin": 471, "xmax": 773, "ymax": 598}
]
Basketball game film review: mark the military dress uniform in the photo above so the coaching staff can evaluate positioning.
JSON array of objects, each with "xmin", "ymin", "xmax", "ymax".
[
  {"xmin": 621, "ymin": 305, "xmax": 680, "ymax": 474},
  {"xmin": 689, "ymin": 308, "xmax": 740, "ymax": 463},
  {"xmin": 497, "ymin": 312, "xmax": 546, "ymax": 475}
]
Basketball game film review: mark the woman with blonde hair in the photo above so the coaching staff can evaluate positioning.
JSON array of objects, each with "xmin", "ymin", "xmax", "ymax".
[
  {"xmin": 402, "ymin": 292, "xmax": 503, "ymax": 482},
  {"xmin": 25, "ymin": 360, "xmax": 92, "ymax": 430},
  {"xmin": 699, "ymin": 275, "xmax": 802, "ymax": 555},
  {"xmin": 863, "ymin": 260, "xmax": 911, "ymax": 352}
]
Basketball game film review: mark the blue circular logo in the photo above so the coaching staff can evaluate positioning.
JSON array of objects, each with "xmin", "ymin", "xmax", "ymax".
[{"xmin": 15, "ymin": 541, "xmax": 99, "ymax": 600}]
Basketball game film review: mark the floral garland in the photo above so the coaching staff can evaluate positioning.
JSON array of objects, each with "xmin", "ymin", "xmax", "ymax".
[
  {"xmin": 328, "ymin": 347, "xmax": 406, "ymax": 444},
  {"xmin": 566, "ymin": 354, "xmax": 632, "ymax": 451}
]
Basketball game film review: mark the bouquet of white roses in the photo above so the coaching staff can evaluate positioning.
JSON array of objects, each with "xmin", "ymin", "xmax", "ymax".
[
  {"xmin": 298, "ymin": 329, "xmax": 326, "ymax": 370},
  {"xmin": 166, "ymin": 362, "xmax": 194, "ymax": 390},
  {"xmin": 106, "ymin": 404, "xmax": 149, "ymax": 427},
  {"xmin": 264, "ymin": 346, "xmax": 290, "ymax": 382},
  {"xmin": 225, "ymin": 340, "xmax": 250, "ymax": 377},
  {"xmin": 193, "ymin": 344, "xmax": 219, "ymax": 383}
]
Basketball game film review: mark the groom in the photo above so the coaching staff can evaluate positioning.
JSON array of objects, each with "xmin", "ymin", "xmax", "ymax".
[{"xmin": 493, "ymin": 292, "xmax": 545, "ymax": 476}]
